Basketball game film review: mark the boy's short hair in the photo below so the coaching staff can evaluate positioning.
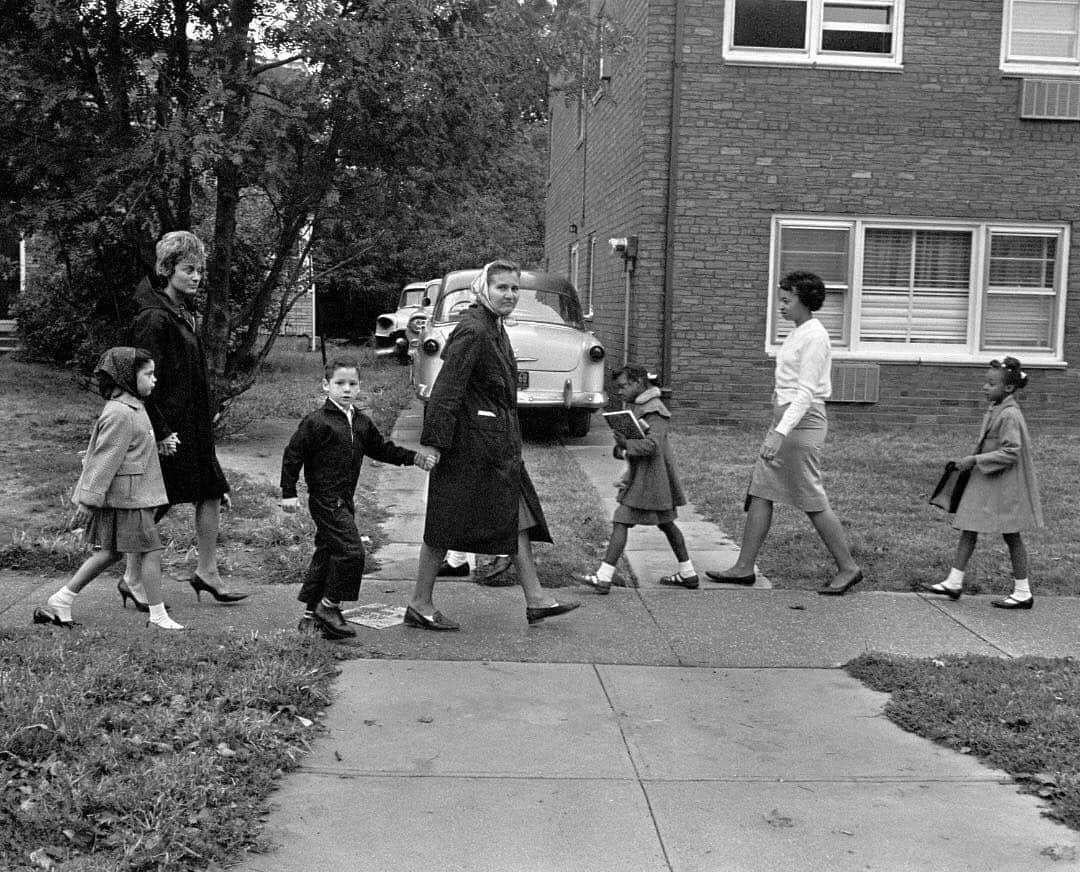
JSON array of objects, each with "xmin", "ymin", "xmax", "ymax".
[
  {"xmin": 324, "ymin": 357, "xmax": 361, "ymax": 380},
  {"xmin": 155, "ymin": 231, "xmax": 206, "ymax": 279}
]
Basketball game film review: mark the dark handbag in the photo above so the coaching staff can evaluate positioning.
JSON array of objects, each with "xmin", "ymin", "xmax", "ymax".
[{"xmin": 929, "ymin": 461, "xmax": 971, "ymax": 513}]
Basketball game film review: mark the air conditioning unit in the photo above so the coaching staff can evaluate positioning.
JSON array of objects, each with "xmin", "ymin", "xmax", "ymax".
[
  {"xmin": 1020, "ymin": 78, "xmax": 1080, "ymax": 120},
  {"xmin": 829, "ymin": 362, "xmax": 880, "ymax": 404}
]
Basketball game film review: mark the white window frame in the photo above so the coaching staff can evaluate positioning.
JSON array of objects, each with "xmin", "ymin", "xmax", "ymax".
[
  {"xmin": 569, "ymin": 241, "xmax": 580, "ymax": 293},
  {"xmin": 723, "ymin": 0, "xmax": 904, "ymax": 70},
  {"xmin": 1001, "ymin": 0, "xmax": 1080, "ymax": 76},
  {"xmin": 767, "ymin": 215, "xmax": 1069, "ymax": 364}
]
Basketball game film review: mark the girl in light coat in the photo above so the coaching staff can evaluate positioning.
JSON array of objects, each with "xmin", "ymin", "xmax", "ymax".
[
  {"xmin": 33, "ymin": 347, "xmax": 184, "ymax": 630},
  {"xmin": 921, "ymin": 357, "xmax": 1043, "ymax": 609}
]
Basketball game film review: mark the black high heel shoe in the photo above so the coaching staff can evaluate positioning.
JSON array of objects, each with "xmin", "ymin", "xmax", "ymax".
[
  {"xmin": 188, "ymin": 573, "xmax": 249, "ymax": 603},
  {"xmin": 118, "ymin": 578, "xmax": 150, "ymax": 613}
]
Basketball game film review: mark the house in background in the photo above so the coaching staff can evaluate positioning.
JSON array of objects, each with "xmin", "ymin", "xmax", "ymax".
[{"xmin": 545, "ymin": 0, "xmax": 1080, "ymax": 426}]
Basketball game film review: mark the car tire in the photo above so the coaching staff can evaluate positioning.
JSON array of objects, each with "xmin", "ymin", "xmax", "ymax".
[{"xmin": 566, "ymin": 409, "xmax": 592, "ymax": 438}]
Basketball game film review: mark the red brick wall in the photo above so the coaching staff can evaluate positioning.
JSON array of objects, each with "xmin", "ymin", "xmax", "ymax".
[{"xmin": 547, "ymin": 0, "xmax": 1080, "ymax": 429}]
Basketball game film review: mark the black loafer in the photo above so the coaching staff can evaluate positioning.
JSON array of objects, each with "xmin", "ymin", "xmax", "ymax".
[
  {"xmin": 818, "ymin": 569, "xmax": 864, "ymax": 596},
  {"xmin": 477, "ymin": 555, "xmax": 515, "ymax": 586},
  {"xmin": 526, "ymin": 601, "xmax": 581, "ymax": 625},
  {"xmin": 992, "ymin": 595, "xmax": 1034, "ymax": 610},
  {"xmin": 918, "ymin": 582, "xmax": 962, "ymax": 601},
  {"xmin": 437, "ymin": 561, "xmax": 471, "ymax": 577},
  {"xmin": 704, "ymin": 570, "xmax": 756, "ymax": 586},
  {"xmin": 313, "ymin": 602, "xmax": 357, "ymax": 638},
  {"xmin": 404, "ymin": 605, "xmax": 460, "ymax": 631}
]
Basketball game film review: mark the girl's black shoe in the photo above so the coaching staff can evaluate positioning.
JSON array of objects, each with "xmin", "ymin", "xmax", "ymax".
[{"xmin": 992, "ymin": 595, "xmax": 1033, "ymax": 610}]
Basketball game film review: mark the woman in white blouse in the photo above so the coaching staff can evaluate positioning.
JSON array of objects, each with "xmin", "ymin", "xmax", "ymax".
[{"xmin": 706, "ymin": 271, "xmax": 862, "ymax": 595}]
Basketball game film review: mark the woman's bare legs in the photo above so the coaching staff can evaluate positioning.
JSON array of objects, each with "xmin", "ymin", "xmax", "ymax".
[
  {"xmin": 717, "ymin": 496, "xmax": 772, "ymax": 576},
  {"xmin": 515, "ymin": 531, "xmax": 560, "ymax": 608},
  {"xmin": 409, "ymin": 543, "xmax": 447, "ymax": 614},
  {"xmin": 195, "ymin": 497, "xmax": 246, "ymax": 595},
  {"xmin": 806, "ymin": 508, "xmax": 859, "ymax": 574}
]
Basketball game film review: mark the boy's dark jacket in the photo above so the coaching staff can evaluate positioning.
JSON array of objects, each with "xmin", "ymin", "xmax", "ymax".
[{"xmin": 280, "ymin": 401, "xmax": 416, "ymax": 505}]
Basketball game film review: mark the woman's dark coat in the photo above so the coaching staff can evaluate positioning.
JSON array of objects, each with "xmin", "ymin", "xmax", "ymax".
[
  {"xmin": 420, "ymin": 304, "xmax": 552, "ymax": 554},
  {"xmin": 129, "ymin": 282, "xmax": 229, "ymax": 504}
]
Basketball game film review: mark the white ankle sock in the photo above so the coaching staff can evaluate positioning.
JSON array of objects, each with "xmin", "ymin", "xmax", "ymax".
[
  {"xmin": 678, "ymin": 560, "xmax": 696, "ymax": 578},
  {"xmin": 47, "ymin": 586, "xmax": 77, "ymax": 622},
  {"xmin": 149, "ymin": 603, "xmax": 168, "ymax": 621},
  {"xmin": 943, "ymin": 568, "xmax": 964, "ymax": 590},
  {"xmin": 1011, "ymin": 578, "xmax": 1032, "ymax": 600},
  {"xmin": 596, "ymin": 562, "xmax": 616, "ymax": 583}
]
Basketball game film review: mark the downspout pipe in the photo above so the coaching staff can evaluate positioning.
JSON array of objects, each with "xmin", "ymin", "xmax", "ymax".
[{"xmin": 660, "ymin": 0, "xmax": 686, "ymax": 389}]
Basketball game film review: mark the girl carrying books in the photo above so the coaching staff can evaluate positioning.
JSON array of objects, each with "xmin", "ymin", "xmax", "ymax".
[{"xmin": 580, "ymin": 363, "xmax": 697, "ymax": 593}]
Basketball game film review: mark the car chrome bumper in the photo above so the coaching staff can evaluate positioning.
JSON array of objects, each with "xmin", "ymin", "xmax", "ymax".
[{"xmin": 516, "ymin": 390, "xmax": 606, "ymax": 409}]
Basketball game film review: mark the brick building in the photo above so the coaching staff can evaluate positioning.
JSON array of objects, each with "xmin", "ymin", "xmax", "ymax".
[{"xmin": 545, "ymin": 0, "xmax": 1080, "ymax": 427}]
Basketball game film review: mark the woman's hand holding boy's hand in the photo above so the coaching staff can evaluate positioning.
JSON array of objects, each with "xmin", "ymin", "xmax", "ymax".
[
  {"xmin": 613, "ymin": 431, "xmax": 627, "ymax": 449},
  {"xmin": 956, "ymin": 455, "xmax": 977, "ymax": 471},
  {"xmin": 280, "ymin": 497, "xmax": 299, "ymax": 514},
  {"xmin": 415, "ymin": 446, "xmax": 440, "ymax": 472}
]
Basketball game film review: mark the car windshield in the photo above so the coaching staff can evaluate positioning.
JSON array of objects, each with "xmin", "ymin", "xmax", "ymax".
[
  {"xmin": 436, "ymin": 287, "xmax": 583, "ymax": 328},
  {"xmin": 399, "ymin": 289, "xmax": 426, "ymax": 308}
]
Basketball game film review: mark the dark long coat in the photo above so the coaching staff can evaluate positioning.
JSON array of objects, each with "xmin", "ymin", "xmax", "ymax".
[
  {"xmin": 420, "ymin": 304, "xmax": 552, "ymax": 554},
  {"xmin": 129, "ymin": 282, "xmax": 229, "ymax": 504}
]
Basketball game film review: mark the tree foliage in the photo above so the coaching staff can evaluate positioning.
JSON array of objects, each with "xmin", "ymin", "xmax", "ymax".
[{"xmin": 0, "ymin": 0, "xmax": 594, "ymax": 407}]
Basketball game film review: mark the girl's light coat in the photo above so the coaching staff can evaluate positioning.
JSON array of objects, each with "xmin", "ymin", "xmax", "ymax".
[
  {"xmin": 952, "ymin": 395, "xmax": 1043, "ymax": 534},
  {"xmin": 71, "ymin": 394, "xmax": 168, "ymax": 509}
]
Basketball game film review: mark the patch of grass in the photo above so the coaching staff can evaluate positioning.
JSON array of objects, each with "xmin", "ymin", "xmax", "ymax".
[
  {"xmin": 847, "ymin": 653, "xmax": 1080, "ymax": 831},
  {"xmin": 0, "ymin": 344, "xmax": 414, "ymax": 583},
  {"xmin": 525, "ymin": 434, "xmax": 615, "ymax": 588},
  {"xmin": 0, "ymin": 627, "xmax": 340, "ymax": 871},
  {"xmin": 673, "ymin": 422, "xmax": 1080, "ymax": 595}
]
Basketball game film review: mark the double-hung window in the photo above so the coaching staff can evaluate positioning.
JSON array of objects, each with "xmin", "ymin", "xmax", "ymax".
[
  {"xmin": 724, "ymin": 0, "xmax": 903, "ymax": 69},
  {"xmin": 1002, "ymin": 0, "xmax": 1080, "ymax": 75},
  {"xmin": 769, "ymin": 217, "xmax": 1068, "ymax": 363}
]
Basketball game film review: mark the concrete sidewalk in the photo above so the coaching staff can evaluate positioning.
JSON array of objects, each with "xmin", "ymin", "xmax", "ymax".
[
  {"xmin": 5, "ymin": 400, "xmax": 1078, "ymax": 870},
  {"xmin": 227, "ymin": 402, "xmax": 1079, "ymax": 871}
]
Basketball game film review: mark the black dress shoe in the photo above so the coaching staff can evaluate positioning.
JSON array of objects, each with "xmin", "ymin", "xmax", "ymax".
[
  {"xmin": 526, "ymin": 601, "xmax": 581, "ymax": 625},
  {"xmin": 437, "ymin": 561, "xmax": 471, "ymax": 577},
  {"xmin": 818, "ymin": 569, "xmax": 864, "ymax": 596},
  {"xmin": 704, "ymin": 570, "xmax": 756, "ymax": 586},
  {"xmin": 992, "ymin": 595, "xmax": 1034, "ymax": 610},
  {"xmin": 313, "ymin": 602, "xmax": 356, "ymax": 638},
  {"xmin": 478, "ymin": 555, "xmax": 515, "ymax": 586},
  {"xmin": 403, "ymin": 605, "xmax": 460, "ymax": 631}
]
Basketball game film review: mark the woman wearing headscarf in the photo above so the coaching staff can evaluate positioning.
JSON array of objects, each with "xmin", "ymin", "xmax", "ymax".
[{"xmin": 406, "ymin": 260, "xmax": 580, "ymax": 630}]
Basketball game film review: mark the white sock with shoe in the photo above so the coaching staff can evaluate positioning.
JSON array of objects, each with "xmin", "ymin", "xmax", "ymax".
[
  {"xmin": 47, "ymin": 586, "xmax": 77, "ymax": 623},
  {"xmin": 941, "ymin": 567, "xmax": 964, "ymax": 591},
  {"xmin": 1010, "ymin": 578, "xmax": 1032, "ymax": 602},
  {"xmin": 678, "ymin": 560, "xmax": 696, "ymax": 580}
]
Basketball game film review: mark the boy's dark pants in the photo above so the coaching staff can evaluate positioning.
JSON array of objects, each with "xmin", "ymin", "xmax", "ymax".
[{"xmin": 297, "ymin": 495, "xmax": 366, "ymax": 606}]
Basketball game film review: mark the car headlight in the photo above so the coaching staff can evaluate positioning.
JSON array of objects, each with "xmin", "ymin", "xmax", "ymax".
[
  {"xmin": 408, "ymin": 315, "xmax": 427, "ymax": 333},
  {"xmin": 423, "ymin": 339, "xmax": 440, "ymax": 356},
  {"xmin": 377, "ymin": 316, "xmax": 394, "ymax": 330},
  {"xmin": 588, "ymin": 345, "xmax": 605, "ymax": 362}
]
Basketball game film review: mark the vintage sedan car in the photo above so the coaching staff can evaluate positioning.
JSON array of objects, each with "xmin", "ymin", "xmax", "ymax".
[
  {"xmin": 373, "ymin": 278, "xmax": 440, "ymax": 362},
  {"xmin": 414, "ymin": 268, "xmax": 606, "ymax": 437}
]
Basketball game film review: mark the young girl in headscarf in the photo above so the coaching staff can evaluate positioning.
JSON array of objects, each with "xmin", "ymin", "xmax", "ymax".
[{"xmin": 33, "ymin": 347, "xmax": 184, "ymax": 631}]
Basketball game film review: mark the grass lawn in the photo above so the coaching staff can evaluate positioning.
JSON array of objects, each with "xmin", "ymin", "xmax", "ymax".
[
  {"xmin": 672, "ymin": 419, "xmax": 1080, "ymax": 595},
  {"xmin": 848, "ymin": 653, "xmax": 1080, "ymax": 832}
]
